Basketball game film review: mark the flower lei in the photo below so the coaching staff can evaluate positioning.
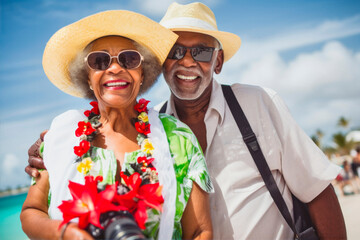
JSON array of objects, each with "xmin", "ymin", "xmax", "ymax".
[{"xmin": 58, "ymin": 99, "xmax": 164, "ymax": 235}]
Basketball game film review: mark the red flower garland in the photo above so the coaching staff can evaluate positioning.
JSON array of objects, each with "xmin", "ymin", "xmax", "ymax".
[
  {"xmin": 75, "ymin": 121, "xmax": 96, "ymax": 137},
  {"xmin": 60, "ymin": 99, "xmax": 163, "ymax": 234},
  {"xmin": 84, "ymin": 101, "xmax": 99, "ymax": 117},
  {"xmin": 134, "ymin": 99, "xmax": 150, "ymax": 113},
  {"xmin": 135, "ymin": 121, "xmax": 151, "ymax": 135},
  {"xmin": 74, "ymin": 140, "xmax": 91, "ymax": 157}
]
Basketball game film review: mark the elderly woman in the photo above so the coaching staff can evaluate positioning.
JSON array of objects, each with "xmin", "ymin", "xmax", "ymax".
[{"xmin": 20, "ymin": 10, "xmax": 213, "ymax": 240}]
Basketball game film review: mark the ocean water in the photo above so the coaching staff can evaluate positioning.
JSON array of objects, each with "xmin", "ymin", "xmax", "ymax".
[{"xmin": 0, "ymin": 193, "xmax": 28, "ymax": 240}]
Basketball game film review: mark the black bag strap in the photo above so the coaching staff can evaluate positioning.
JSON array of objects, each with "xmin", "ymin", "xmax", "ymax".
[
  {"xmin": 159, "ymin": 101, "xmax": 168, "ymax": 114},
  {"xmin": 221, "ymin": 84, "xmax": 298, "ymax": 235}
]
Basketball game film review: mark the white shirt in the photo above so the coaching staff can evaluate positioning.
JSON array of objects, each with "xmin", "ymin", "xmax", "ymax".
[{"xmin": 157, "ymin": 80, "xmax": 340, "ymax": 239}]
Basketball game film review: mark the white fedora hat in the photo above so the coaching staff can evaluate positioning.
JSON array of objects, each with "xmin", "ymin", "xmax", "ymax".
[
  {"xmin": 43, "ymin": 10, "xmax": 178, "ymax": 98},
  {"xmin": 160, "ymin": 2, "xmax": 241, "ymax": 62}
]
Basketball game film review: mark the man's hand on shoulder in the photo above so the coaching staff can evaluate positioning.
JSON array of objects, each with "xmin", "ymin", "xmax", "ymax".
[{"xmin": 25, "ymin": 130, "xmax": 48, "ymax": 178}]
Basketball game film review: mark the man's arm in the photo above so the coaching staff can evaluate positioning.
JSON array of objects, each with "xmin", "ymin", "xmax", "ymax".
[
  {"xmin": 307, "ymin": 184, "xmax": 346, "ymax": 239},
  {"xmin": 25, "ymin": 130, "xmax": 47, "ymax": 177}
]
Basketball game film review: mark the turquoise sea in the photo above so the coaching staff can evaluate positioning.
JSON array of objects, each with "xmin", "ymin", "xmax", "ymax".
[{"xmin": 0, "ymin": 193, "xmax": 28, "ymax": 240}]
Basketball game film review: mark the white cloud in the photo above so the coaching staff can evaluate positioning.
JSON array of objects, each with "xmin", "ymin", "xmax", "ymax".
[
  {"xmin": 2, "ymin": 154, "xmax": 19, "ymax": 173},
  {"xmin": 237, "ymin": 41, "xmax": 359, "ymax": 99},
  {"xmin": 220, "ymin": 41, "xmax": 360, "ymax": 144},
  {"xmin": 227, "ymin": 14, "xmax": 360, "ymax": 69},
  {"xmin": 132, "ymin": 0, "xmax": 175, "ymax": 16},
  {"xmin": 0, "ymin": 153, "xmax": 30, "ymax": 190}
]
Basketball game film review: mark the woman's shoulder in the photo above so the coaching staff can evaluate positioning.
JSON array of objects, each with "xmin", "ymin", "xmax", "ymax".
[
  {"xmin": 52, "ymin": 109, "xmax": 85, "ymax": 121},
  {"xmin": 46, "ymin": 109, "xmax": 86, "ymax": 142},
  {"xmin": 49, "ymin": 109, "xmax": 85, "ymax": 128}
]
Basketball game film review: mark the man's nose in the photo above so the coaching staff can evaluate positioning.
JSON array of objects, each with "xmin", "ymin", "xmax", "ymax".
[{"xmin": 178, "ymin": 49, "xmax": 197, "ymax": 67}]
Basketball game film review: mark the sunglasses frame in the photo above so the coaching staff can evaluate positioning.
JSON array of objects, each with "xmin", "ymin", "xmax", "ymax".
[
  {"xmin": 85, "ymin": 50, "xmax": 144, "ymax": 70},
  {"xmin": 167, "ymin": 44, "xmax": 220, "ymax": 62}
]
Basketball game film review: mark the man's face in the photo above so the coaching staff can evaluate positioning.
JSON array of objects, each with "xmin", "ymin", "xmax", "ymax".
[{"xmin": 163, "ymin": 31, "xmax": 223, "ymax": 100}]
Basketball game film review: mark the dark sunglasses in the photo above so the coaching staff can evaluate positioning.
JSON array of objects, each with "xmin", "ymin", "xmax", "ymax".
[
  {"xmin": 167, "ymin": 44, "xmax": 220, "ymax": 62},
  {"xmin": 85, "ymin": 50, "xmax": 144, "ymax": 70}
]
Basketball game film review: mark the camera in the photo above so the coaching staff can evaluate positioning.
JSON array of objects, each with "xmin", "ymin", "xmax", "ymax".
[{"xmin": 86, "ymin": 210, "xmax": 147, "ymax": 240}]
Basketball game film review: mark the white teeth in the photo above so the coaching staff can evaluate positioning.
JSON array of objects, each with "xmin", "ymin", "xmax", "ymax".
[
  {"xmin": 105, "ymin": 82, "xmax": 127, "ymax": 87},
  {"xmin": 177, "ymin": 74, "xmax": 197, "ymax": 81}
]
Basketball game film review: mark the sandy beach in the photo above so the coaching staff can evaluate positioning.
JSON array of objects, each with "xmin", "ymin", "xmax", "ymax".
[{"xmin": 338, "ymin": 193, "xmax": 360, "ymax": 239}]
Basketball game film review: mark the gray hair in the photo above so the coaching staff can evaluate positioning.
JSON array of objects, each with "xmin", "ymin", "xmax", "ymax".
[{"xmin": 68, "ymin": 38, "xmax": 162, "ymax": 100}]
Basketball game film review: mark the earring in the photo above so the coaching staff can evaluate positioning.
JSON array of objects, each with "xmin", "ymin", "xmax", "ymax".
[
  {"xmin": 89, "ymin": 85, "xmax": 93, "ymax": 90},
  {"xmin": 140, "ymin": 82, "xmax": 143, "ymax": 86}
]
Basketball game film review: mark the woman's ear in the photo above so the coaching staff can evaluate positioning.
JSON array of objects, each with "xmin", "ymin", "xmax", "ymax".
[{"xmin": 87, "ymin": 77, "xmax": 92, "ymax": 90}]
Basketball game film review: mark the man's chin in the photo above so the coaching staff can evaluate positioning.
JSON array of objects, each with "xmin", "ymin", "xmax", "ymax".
[{"xmin": 170, "ymin": 89, "xmax": 203, "ymax": 101}]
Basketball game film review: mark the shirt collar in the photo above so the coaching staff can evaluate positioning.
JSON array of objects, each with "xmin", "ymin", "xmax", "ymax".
[{"xmin": 205, "ymin": 79, "xmax": 225, "ymax": 125}]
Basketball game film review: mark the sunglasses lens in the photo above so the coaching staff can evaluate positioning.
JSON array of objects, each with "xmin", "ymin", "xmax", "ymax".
[
  {"xmin": 87, "ymin": 52, "xmax": 110, "ymax": 70},
  {"xmin": 118, "ymin": 51, "xmax": 142, "ymax": 69},
  {"xmin": 192, "ymin": 47, "xmax": 214, "ymax": 62},
  {"xmin": 167, "ymin": 45, "xmax": 215, "ymax": 62},
  {"xmin": 168, "ymin": 45, "xmax": 186, "ymax": 60}
]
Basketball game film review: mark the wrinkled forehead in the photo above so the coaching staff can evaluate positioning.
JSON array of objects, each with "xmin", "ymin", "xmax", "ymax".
[{"xmin": 174, "ymin": 31, "xmax": 220, "ymax": 48}]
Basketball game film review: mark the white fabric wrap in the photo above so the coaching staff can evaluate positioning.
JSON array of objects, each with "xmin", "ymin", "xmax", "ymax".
[
  {"xmin": 44, "ymin": 110, "xmax": 85, "ymax": 220},
  {"xmin": 148, "ymin": 108, "xmax": 176, "ymax": 240}
]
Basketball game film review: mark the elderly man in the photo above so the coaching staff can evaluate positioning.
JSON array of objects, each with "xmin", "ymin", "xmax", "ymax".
[
  {"xmin": 27, "ymin": 2, "xmax": 346, "ymax": 239},
  {"xmin": 157, "ymin": 2, "xmax": 346, "ymax": 239}
]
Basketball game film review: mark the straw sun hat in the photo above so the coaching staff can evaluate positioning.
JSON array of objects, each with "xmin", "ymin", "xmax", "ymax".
[
  {"xmin": 160, "ymin": 2, "xmax": 241, "ymax": 62},
  {"xmin": 43, "ymin": 10, "xmax": 178, "ymax": 98}
]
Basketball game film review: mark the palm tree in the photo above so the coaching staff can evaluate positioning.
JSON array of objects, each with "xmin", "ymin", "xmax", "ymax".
[
  {"xmin": 311, "ymin": 135, "xmax": 320, "ymax": 147},
  {"xmin": 337, "ymin": 116, "xmax": 349, "ymax": 129},
  {"xmin": 332, "ymin": 132, "xmax": 354, "ymax": 155},
  {"xmin": 316, "ymin": 129, "xmax": 324, "ymax": 148}
]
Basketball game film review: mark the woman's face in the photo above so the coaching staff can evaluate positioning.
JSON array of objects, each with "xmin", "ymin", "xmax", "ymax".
[{"xmin": 87, "ymin": 36, "xmax": 144, "ymax": 109}]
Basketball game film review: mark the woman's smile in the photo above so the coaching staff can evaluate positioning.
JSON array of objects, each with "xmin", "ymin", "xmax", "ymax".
[{"xmin": 103, "ymin": 79, "xmax": 130, "ymax": 90}]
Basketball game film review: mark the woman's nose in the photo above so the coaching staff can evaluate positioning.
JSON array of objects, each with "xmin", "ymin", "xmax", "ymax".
[{"xmin": 107, "ymin": 58, "xmax": 125, "ymax": 74}]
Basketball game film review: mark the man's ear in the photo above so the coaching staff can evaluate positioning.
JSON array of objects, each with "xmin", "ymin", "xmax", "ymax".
[{"xmin": 214, "ymin": 49, "xmax": 224, "ymax": 74}]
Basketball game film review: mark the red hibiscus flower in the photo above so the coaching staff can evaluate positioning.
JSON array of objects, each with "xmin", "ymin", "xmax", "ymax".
[
  {"xmin": 74, "ymin": 140, "xmax": 91, "ymax": 157},
  {"xmin": 75, "ymin": 121, "xmax": 96, "ymax": 137},
  {"xmin": 134, "ymin": 99, "xmax": 150, "ymax": 113},
  {"xmin": 58, "ymin": 176, "xmax": 124, "ymax": 230},
  {"xmin": 135, "ymin": 122, "xmax": 151, "ymax": 135},
  {"xmin": 114, "ymin": 172, "xmax": 164, "ymax": 229},
  {"xmin": 84, "ymin": 101, "xmax": 100, "ymax": 117}
]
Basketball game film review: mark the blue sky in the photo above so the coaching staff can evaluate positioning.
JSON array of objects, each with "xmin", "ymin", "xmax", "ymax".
[{"xmin": 1, "ymin": 0, "xmax": 360, "ymax": 190}]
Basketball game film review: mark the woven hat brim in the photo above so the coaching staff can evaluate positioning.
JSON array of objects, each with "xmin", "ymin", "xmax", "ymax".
[
  {"xmin": 169, "ymin": 27, "xmax": 241, "ymax": 62},
  {"xmin": 42, "ymin": 10, "xmax": 178, "ymax": 98}
]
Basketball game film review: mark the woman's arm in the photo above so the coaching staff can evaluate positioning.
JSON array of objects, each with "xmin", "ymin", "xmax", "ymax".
[
  {"xmin": 20, "ymin": 171, "xmax": 93, "ymax": 240},
  {"xmin": 181, "ymin": 182, "xmax": 213, "ymax": 240}
]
